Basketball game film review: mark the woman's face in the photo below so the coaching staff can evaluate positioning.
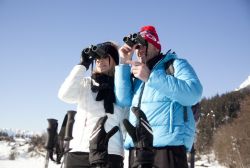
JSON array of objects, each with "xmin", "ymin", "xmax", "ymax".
[{"xmin": 95, "ymin": 55, "xmax": 115, "ymax": 74}]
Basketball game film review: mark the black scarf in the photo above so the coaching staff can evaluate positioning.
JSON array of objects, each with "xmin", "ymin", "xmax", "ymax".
[
  {"xmin": 91, "ymin": 73, "xmax": 115, "ymax": 114},
  {"xmin": 146, "ymin": 53, "xmax": 163, "ymax": 70}
]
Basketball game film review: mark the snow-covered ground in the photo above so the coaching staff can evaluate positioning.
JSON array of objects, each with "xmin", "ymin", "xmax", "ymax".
[
  {"xmin": 0, "ymin": 139, "xmax": 226, "ymax": 168},
  {"xmin": 0, "ymin": 157, "xmax": 59, "ymax": 168}
]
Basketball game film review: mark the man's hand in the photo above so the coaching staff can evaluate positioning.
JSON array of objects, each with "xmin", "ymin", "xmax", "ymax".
[
  {"xmin": 89, "ymin": 116, "xmax": 119, "ymax": 167},
  {"xmin": 128, "ymin": 60, "xmax": 150, "ymax": 82},
  {"xmin": 123, "ymin": 107, "xmax": 154, "ymax": 168},
  {"xmin": 119, "ymin": 44, "xmax": 136, "ymax": 64}
]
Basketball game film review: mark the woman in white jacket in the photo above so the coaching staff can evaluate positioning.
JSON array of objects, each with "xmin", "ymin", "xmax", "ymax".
[{"xmin": 58, "ymin": 42, "xmax": 127, "ymax": 168}]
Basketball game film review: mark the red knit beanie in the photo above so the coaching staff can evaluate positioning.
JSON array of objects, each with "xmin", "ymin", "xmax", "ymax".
[{"xmin": 140, "ymin": 25, "xmax": 161, "ymax": 50}]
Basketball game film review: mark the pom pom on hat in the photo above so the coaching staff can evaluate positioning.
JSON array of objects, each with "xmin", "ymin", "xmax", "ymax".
[{"xmin": 140, "ymin": 25, "xmax": 161, "ymax": 50}]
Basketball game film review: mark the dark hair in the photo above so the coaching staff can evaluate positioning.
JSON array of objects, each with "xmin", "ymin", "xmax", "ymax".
[{"xmin": 97, "ymin": 42, "xmax": 119, "ymax": 65}]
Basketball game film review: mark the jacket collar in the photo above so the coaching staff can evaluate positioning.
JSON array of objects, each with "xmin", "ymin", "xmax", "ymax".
[
  {"xmin": 152, "ymin": 49, "xmax": 177, "ymax": 70},
  {"xmin": 146, "ymin": 53, "xmax": 163, "ymax": 70}
]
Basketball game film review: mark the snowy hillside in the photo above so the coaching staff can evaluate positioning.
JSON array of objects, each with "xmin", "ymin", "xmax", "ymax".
[
  {"xmin": 235, "ymin": 75, "xmax": 250, "ymax": 91},
  {"xmin": 0, "ymin": 136, "xmax": 226, "ymax": 168}
]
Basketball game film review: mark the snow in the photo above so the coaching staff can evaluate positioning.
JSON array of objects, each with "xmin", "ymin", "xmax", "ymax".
[
  {"xmin": 235, "ymin": 75, "xmax": 250, "ymax": 91},
  {"xmin": 0, "ymin": 157, "xmax": 59, "ymax": 168},
  {"xmin": 0, "ymin": 141, "xmax": 12, "ymax": 160},
  {"xmin": 194, "ymin": 152, "xmax": 226, "ymax": 168},
  {"xmin": 0, "ymin": 140, "xmax": 60, "ymax": 168},
  {"xmin": 0, "ymin": 139, "xmax": 226, "ymax": 168}
]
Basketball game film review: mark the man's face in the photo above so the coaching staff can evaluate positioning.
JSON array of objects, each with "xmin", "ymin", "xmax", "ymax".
[{"xmin": 135, "ymin": 43, "xmax": 159, "ymax": 63}]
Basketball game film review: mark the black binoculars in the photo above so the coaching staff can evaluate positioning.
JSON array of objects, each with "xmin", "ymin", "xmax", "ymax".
[
  {"xmin": 123, "ymin": 33, "xmax": 147, "ymax": 48},
  {"xmin": 83, "ymin": 45, "xmax": 107, "ymax": 60}
]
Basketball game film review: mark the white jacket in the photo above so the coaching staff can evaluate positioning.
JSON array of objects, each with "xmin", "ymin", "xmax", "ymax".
[{"xmin": 58, "ymin": 65, "xmax": 128, "ymax": 157}]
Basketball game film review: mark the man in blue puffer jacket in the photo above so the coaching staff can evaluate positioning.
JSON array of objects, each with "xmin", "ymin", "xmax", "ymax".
[{"xmin": 115, "ymin": 25, "xmax": 203, "ymax": 168}]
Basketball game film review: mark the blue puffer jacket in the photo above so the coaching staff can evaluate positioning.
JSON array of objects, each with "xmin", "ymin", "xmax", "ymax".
[{"xmin": 115, "ymin": 52, "xmax": 203, "ymax": 151}]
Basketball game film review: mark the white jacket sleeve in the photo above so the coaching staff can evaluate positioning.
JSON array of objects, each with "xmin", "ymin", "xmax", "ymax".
[{"xmin": 58, "ymin": 65, "xmax": 88, "ymax": 104}]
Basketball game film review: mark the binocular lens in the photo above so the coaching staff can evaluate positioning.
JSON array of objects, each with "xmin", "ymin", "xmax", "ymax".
[
  {"xmin": 132, "ymin": 33, "xmax": 138, "ymax": 39},
  {"xmin": 84, "ymin": 48, "xmax": 91, "ymax": 54},
  {"xmin": 91, "ymin": 46, "xmax": 98, "ymax": 52},
  {"xmin": 123, "ymin": 32, "xmax": 147, "ymax": 48},
  {"xmin": 123, "ymin": 36, "xmax": 130, "ymax": 43}
]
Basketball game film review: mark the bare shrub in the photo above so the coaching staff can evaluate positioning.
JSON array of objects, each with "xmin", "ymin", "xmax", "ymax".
[
  {"xmin": 213, "ymin": 125, "xmax": 235, "ymax": 167},
  {"xmin": 0, "ymin": 136, "xmax": 14, "ymax": 142},
  {"xmin": 28, "ymin": 146, "xmax": 35, "ymax": 153},
  {"xmin": 9, "ymin": 150, "xmax": 17, "ymax": 160},
  {"xmin": 30, "ymin": 133, "xmax": 46, "ymax": 149}
]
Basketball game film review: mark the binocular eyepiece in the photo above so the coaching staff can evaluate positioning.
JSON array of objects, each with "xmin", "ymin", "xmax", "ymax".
[
  {"xmin": 123, "ymin": 33, "xmax": 147, "ymax": 48},
  {"xmin": 83, "ymin": 45, "xmax": 107, "ymax": 60}
]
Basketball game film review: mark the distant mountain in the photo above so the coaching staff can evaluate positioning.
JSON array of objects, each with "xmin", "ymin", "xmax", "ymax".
[
  {"xmin": 0, "ymin": 128, "xmax": 42, "ymax": 139},
  {"xmin": 235, "ymin": 75, "xmax": 250, "ymax": 91}
]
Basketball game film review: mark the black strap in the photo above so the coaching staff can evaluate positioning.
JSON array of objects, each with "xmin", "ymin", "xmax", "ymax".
[
  {"xmin": 165, "ymin": 58, "xmax": 175, "ymax": 76},
  {"xmin": 137, "ymin": 83, "xmax": 145, "ymax": 108},
  {"xmin": 183, "ymin": 106, "xmax": 188, "ymax": 122},
  {"xmin": 164, "ymin": 56, "xmax": 189, "ymax": 123}
]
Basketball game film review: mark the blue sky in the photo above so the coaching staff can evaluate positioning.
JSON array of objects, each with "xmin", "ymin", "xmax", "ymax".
[{"xmin": 0, "ymin": 0, "xmax": 249, "ymax": 132}]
